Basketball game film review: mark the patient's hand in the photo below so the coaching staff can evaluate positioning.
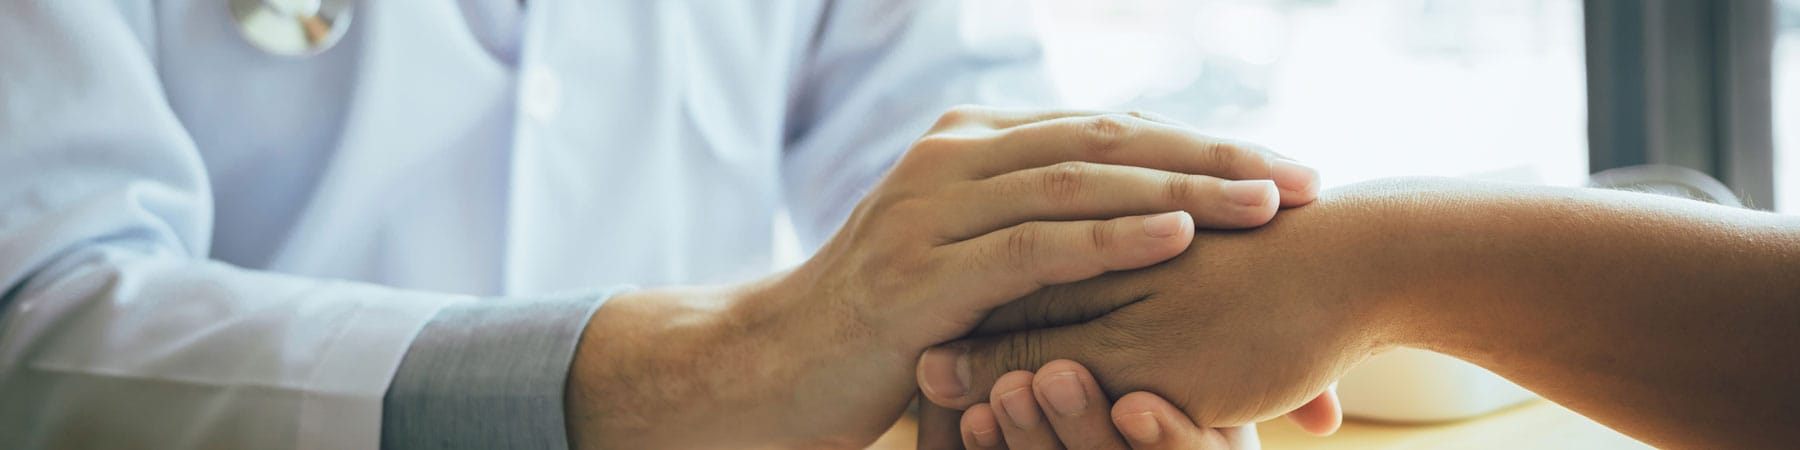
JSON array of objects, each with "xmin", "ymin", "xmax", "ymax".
[{"xmin": 915, "ymin": 186, "xmax": 1394, "ymax": 429}]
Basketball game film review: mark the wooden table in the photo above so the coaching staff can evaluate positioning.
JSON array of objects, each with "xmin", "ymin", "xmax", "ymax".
[{"xmin": 869, "ymin": 399, "xmax": 1651, "ymax": 449}]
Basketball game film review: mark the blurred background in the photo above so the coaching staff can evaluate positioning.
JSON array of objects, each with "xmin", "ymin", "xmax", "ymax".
[
  {"xmin": 1021, "ymin": 0, "xmax": 1800, "ymax": 211},
  {"xmin": 1781, "ymin": 0, "xmax": 1798, "ymax": 211},
  {"xmin": 779, "ymin": 0, "xmax": 1799, "ymax": 261}
]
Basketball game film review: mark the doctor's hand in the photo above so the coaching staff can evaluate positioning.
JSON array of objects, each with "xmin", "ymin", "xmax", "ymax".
[
  {"xmin": 563, "ymin": 106, "xmax": 1321, "ymax": 450},
  {"xmin": 916, "ymin": 187, "xmax": 1382, "ymax": 432}
]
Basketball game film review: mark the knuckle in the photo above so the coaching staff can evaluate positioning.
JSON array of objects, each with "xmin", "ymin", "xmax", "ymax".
[
  {"xmin": 908, "ymin": 134, "xmax": 968, "ymax": 159},
  {"xmin": 934, "ymin": 104, "xmax": 989, "ymax": 129},
  {"xmin": 1163, "ymin": 172, "xmax": 1201, "ymax": 204},
  {"xmin": 902, "ymin": 135, "xmax": 980, "ymax": 171},
  {"xmin": 994, "ymin": 332, "xmax": 1046, "ymax": 375},
  {"xmin": 1076, "ymin": 114, "xmax": 1137, "ymax": 157},
  {"xmin": 1002, "ymin": 223, "xmax": 1044, "ymax": 271},
  {"xmin": 1039, "ymin": 161, "xmax": 1090, "ymax": 205},
  {"xmin": 1202, "ymin": 141, "xmax": 1249, "ymax": 171},
  {"xmin": 1088, "ymin": 218, "xmax": 1117, "ymax": 253}
]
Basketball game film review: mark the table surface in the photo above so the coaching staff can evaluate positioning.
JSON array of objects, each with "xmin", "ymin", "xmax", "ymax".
[{"xmin": 868, "ymin": 399, "xmax": 1652, "ymax": 449}]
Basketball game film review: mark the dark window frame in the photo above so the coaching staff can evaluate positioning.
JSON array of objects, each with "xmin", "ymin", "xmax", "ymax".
[{"xmin": 1585, "ymin": 0, "xmax": 1777, "ymax": 208}]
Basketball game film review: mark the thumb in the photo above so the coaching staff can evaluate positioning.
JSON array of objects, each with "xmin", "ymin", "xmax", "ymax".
[{"xmin": 917, "ymin": 326, "xmax": 1110, "ymax": 409}]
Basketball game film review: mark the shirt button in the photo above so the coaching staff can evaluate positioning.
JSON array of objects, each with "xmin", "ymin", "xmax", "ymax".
[{"xmin": 521, "ymin": 66, "xmax": 563, "ymax": 122}]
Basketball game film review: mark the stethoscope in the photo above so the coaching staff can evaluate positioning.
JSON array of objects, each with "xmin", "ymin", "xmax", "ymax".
[{"xmin": 229, "ymin": 0, "xmax": 353, "ymax": 57}]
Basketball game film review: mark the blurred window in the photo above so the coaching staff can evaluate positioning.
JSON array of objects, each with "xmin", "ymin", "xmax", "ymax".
[
  {"xmin": 1777, "ymin": 0, "xmax": 1800, "ymax": 212},
  {"xmin": 1031, "ymin": 0, "xmax": 1589, "ymax": 187}
]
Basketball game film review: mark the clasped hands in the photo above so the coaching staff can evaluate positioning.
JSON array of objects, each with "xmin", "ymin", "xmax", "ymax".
[
  {"xmin": 569, "ymin": 107, "xmax": 1366, "ymax": 450},
  {"xmin": 902, "ymin": 109, "xmax": 1346, "ymax": 450}
]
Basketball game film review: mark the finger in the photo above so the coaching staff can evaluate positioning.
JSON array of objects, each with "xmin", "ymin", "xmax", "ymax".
[
  {"xmin": 938, "ymin": 162, "xmax": 1279, "ymax": 239},
  {"xmin": 929, "ymin": 212, "xmax": 1193, "ymax": 315},
  {"xmin": 1112, "ymin": 392, "xmax": 1240, "ymax": 450},
  {"xmin": 921, "ymin": 400, "xmax": 971, "ymax": 450},
  {"xmin": 932, "ymin": 106, "xmax": 1194, "ymax": 133},
  {"xmin": 1283, "ymin": 383, "xmax": 1342, "ymax": 436},
  {"xmin": 981, "ymin": 109, "xmax": 1194, "ymax": 130},
  {"xmin": 961, "ymin": 404, "xmax": 1005, "ymax": 450},
  {"xmin": 961, "ymin": 115, "xmax": 1319, "ymax": 206},
  {"xmin": 989, "ymin": 371, "xmax": 1063, "ymax": 450},
  {"xmin": 919, "ymin": 325, "xmax": 1111, "ymax": 409},
  {"xmin": 1032, "ymin": 360, "xmax": 1129, "ymax": 450},
  {"xmin": 929, "ymin": 106, "xmax": 1107, "ymax": 135},
  {"xmin": 966, "ymin": 261, "xmax": 1159, "ymax": 338}
]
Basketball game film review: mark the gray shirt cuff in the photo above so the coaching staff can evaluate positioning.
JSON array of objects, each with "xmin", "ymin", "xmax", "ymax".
[{"xmin": 381, "ymin": 288, "xmax": 629, "ymax": 450}]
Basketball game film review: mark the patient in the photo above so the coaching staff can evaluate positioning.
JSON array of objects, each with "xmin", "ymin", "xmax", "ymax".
[{"xmin": 918, "ymin": 177, "xmax": 1800, "ymax": 449}]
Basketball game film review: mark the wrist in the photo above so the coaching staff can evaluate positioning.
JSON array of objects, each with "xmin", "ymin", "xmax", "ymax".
[
  {"xmin": 1321, "ymin": 177, "xmax": 1506, "ymax": 356},
  {"xmin": 566, "ymin": 275, "xmax": 907, "ymax": 450},
  {"xmin": 565, "ymin": 284, "xmax": 798, "ymax": 449},
  {"xmin": 1306, "ymin": 178, "xmax": 1464, "ymax": 353}
]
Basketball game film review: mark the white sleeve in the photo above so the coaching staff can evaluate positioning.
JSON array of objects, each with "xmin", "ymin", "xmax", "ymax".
[
  {"xmin": 781, "ymin": 0, "xmax": 1057, "ymax": 251},
  {"xmin": 0, "ymin": 4, "xmax": 466, "ymax": 449}
]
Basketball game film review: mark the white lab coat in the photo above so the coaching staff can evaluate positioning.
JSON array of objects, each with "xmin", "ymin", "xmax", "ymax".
[{"xmin": 0, "ymin": 0, "xmax": 1047, "ymax": 448}]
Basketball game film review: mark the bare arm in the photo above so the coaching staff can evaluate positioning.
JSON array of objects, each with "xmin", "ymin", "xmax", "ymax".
[
  {"xmin": 919, "ymin": 177, "xmax": 1800, "ymax": 449},
  {"xmin": 1372, "ymin": 177, "xmax": 1800, "ymax": 448}
]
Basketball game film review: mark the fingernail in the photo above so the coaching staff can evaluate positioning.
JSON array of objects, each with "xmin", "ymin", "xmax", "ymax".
[
  {"xmin": 1269, "ymin": 159, "xmax": 1320, "ymax": 194},
  {"xmin": 920, "ymin": 346, "xmax": 971, "ymax": 400},
  {"xmin": 1141, "ymin": 211, "xmax": 1192, "ymax": 238},
  {"xmin": 999, "ymin": 388, "xmax": 1042, "ymax": 429},
  {"xmin": 1116, "ymin": 412, "xmax": 1162, "ymax": 444},
  {"xmin": 1040, "ymin": 372, "xmax": 1089, "ymax": 417},
  {"xmin": 1222, "ymin": 179, "xmax": 1277, "ymax": 207},
  {"xmin": 971, "ymin": 427, "xmax": 1000, "ymax": 447}
]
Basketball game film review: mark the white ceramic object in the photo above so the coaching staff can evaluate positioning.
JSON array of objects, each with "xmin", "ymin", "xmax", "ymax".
[{"xmin": 1336, "ymin": 348, "xmax": 1538, "ymax": 423}]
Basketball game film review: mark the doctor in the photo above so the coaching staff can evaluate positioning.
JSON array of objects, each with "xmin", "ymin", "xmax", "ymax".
[{"xmin": 0, "ymin": 1, "xmax": 1323, "ymax": 449}]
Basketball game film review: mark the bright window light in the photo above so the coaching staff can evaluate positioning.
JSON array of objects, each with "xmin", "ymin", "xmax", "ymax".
[
  {"xmin": 1776, "ymin": 0, "xmax": 1800, "ymax": 212},
  {"xmin": 1032, "ymin": 0, "xmax": 1590, "ymax": 188}
]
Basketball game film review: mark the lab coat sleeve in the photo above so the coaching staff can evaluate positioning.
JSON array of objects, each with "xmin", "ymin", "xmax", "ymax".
[
  {"xmin": 782, "ymin": 0, "xmax": 1057, "ymax": 251},
  {"xmin": 0, "ymin": 4, "xmax": 472, "ymax": 449}
]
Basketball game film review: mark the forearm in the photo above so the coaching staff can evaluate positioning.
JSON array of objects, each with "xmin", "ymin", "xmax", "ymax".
[
  {"xmin": 1357, "ymin": 177, "xmax": 1800, "ymax": 448},
  {"xmin": 565, "ymin": 286, "xmax": 783, "ymax": 450},
  {"xmin": 563, "ymin": 282, "xmax": 910, "ymax": 450}
]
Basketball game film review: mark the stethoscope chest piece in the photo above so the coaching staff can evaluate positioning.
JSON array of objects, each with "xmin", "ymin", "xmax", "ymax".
[{"xmin": 230, "ymin": 0, "xmax": 353, "ymax": 57}]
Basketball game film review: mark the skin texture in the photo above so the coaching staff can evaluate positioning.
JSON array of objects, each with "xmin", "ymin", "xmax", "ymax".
[
  {"xmin": 919, "ymin": 177, "xmax": 1800, "ymax": 449},
  {"xmin": 560, "ymin": 106, "xmax": 1323, "ymax": 450}
]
